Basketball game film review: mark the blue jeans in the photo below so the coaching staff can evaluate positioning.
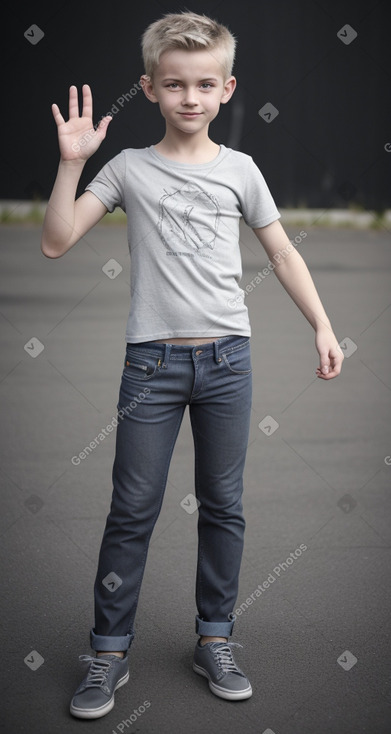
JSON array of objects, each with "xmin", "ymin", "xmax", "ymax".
[{"xmin": 90, "ymin": 335, "xmax": 252, "ymax": 652}]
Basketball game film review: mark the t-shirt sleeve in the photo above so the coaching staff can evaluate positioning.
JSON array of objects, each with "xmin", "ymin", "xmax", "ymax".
[
  {"xmin": 239, "ymin": 156, "xmax": 281, "ymax": 228},
  {"xmin": 84, "ymin": 151, "xmax": 126, "ymax": 213}
]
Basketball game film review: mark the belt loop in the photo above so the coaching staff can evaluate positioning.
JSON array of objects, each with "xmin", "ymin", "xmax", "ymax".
[
  {"xmin": 162, "ymin": 343, "xmax": 171, "ymax": 368},
  {"xmin": 214, "ymin": 339, "xmax": 222, "ymax": 364}
]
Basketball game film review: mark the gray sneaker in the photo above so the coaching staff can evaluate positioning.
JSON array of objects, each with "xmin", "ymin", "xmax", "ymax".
[
  {"xmin": 70, "ymin": 654, "xmax": 129, "ymax": 719},
  {"xmin": 193, "ymin": 640, "xmax": 252, "ymax": 700}
]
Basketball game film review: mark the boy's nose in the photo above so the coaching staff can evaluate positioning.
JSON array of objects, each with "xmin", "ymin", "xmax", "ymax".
[{"xmin": 182, "ymin": 89, "xmax": 198, "ymax": 105}]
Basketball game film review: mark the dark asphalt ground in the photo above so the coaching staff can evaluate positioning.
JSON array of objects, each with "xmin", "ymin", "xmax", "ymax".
[{"xmin": 1, "ymin": 220, "xmax": 391, "ymax": 734}]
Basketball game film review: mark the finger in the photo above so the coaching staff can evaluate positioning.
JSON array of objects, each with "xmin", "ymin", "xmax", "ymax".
[
  {"xmin": 318, "ymin": 353, "xmax": 330, "ymax": 376},
  {"xmin": 96, "ymin": 115, "xmax": 113, "ymax": 138},
  {"xmin": 316, "ymin": 369, "xmax": 333, "ymax": 379},
  {"xmin": 51, "ymin": 103, "xmax": 65, "ymax": 126},
  {"xmin": 68, "ymin": 85, "xmax": 79, "ymax": 119},
  {"xmin": 328, "ymin": 351, "xmax": 344, "ymax": 375},
  {"xmin": 331, "ymin": 358, "xmax": 343, "ymax": 376},
  {"xmin": 317, "ymin": 371, "xmax": 338, "ymax": 380},
  {"xmin": 316, "ymin": 360, "xmax": 342, "ymax": 379},
  {"xmin": 81, "ymin": 84, "xmax": 93, "ymax": 120}
]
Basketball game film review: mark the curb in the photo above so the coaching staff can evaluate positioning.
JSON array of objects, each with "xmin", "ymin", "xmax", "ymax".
[{"xmin": 0, "ymin": 201, "xmax": 390, "ymax": 229}]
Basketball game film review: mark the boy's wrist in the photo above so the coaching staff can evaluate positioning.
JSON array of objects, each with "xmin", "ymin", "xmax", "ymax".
[
  {"xmin": 59, "ymin": 157, "xmax": 87, "ymax": 170},
  {"xmin": 315, "ymin": 320, "xmax": 334, "ymax": 335}
]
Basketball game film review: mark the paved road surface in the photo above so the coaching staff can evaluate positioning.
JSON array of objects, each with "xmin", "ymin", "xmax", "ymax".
[{"xmin": 1, "ymin": 221, "xmax": 390, "ymax": 733}]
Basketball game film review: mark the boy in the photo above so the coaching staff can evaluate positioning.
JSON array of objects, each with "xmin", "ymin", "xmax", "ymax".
[{"xmin": 41, "ymin": 11, "xmax": 343, "ymax": 720}]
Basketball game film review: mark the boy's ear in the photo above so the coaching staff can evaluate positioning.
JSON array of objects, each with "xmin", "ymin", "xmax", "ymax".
[
  {"xmin": 140, "ymin": 75, "xmax": 158, "ymax": 103},
  {"xmin": 220, "ymin": 76, "xmax": 237, "ymax": 105}
]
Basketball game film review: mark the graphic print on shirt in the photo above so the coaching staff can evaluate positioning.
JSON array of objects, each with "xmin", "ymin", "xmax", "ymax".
[{"xmin": 158, "ymin": 181, "xmax": 220, "ymax": 259}]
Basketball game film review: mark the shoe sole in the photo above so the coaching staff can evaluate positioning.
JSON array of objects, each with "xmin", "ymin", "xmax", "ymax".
[
  {"xmin": 193, "ymin": 662, "xmax": 252, "ymax": 700},
  {"xmin": 69, "ymin": 670, "xmax": 129, "ymax": 719}
]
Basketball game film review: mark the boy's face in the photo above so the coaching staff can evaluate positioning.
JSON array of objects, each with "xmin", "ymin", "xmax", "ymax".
[{"xmin": 141, "ymin": 48, "xmax": 236, "ymax": 135}]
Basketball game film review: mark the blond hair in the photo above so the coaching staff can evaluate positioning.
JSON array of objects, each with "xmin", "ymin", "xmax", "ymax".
[{"xmin": 141, "ymin": 11, "xmax": 236, "ymax": 81}]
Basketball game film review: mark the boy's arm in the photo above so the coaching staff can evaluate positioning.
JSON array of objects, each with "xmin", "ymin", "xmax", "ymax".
[
  {"xmin": 252, "ymin": 220, "xmax": 344, "ymax": 380},
  {"xmin": 41, "ymin": 85, "xmax": 112, "ymax": 258}
]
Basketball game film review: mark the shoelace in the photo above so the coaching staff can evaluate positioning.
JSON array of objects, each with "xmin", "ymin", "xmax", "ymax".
[
  {"xmin": 209, "ymin": 642, "xmax": 244, "ymax": 675},
  {"xmin": 78, "ymin": 655, "xmax": 112, "ymax": 688}
]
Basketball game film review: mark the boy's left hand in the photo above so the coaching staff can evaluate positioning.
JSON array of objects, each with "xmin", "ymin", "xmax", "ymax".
[{"xmin": 315, "ymin": 327, "xmax": 344, "ymax": 380}]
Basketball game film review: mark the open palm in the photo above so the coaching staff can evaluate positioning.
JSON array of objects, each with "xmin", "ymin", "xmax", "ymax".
[{"xmin": 52, "ymin": 84, "xmax": 112, "ymax": 161}]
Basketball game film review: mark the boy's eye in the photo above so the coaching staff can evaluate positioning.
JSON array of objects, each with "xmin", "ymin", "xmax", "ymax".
[{"xmin": 165, "ymin": 82, "xmax": 214, "ymax": 89}]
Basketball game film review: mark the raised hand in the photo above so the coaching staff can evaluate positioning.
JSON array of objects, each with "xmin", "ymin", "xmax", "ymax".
[{"xmin": 51, "ymin": 84, "xmax": 112, "ymax": 161}]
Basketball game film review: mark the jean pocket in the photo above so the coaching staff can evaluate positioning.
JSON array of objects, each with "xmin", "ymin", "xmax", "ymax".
[
  {"xmin": 222, "ymin": 341, "xmax": 252, "ymax": 375},
  {"xmin": 123, "ymin": 350, "xmax": 160, "ymax": 381}
]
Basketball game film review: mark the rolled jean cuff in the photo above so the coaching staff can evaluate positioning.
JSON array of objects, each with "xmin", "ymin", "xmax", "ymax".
[
  {"xmin": 195, "ymin": 614, "xmax": 236, "ymax": 638},
  {"xmin": 90, "ymin": 628, "xmax": 134, "ymax": 652}
]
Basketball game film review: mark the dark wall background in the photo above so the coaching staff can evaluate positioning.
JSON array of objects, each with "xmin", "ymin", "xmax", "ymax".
[{"xmin": 3, "ymin": 0, "xmax": 390, "ymax": 209}]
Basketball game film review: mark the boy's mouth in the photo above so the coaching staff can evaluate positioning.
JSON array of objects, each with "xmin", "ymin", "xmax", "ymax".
[{"xmin": 179, "ymin": 112, "xmax": 202, "ymax": 117}]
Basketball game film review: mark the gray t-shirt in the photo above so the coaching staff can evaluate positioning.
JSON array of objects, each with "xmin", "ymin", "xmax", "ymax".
[{"xmin": 85, "ymin": 144, "xmax": 280, "ymax": 342}]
